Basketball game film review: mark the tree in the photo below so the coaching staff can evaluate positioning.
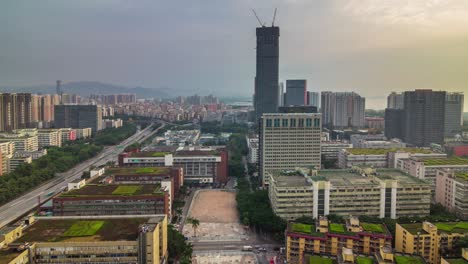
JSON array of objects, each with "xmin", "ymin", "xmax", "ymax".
[
  {"xmin": 167, "ymin": 224, "xmax": 192, "ymax": 263},
  {"xmin": 187, "ymin": 217, "xmax": 200, "ymax": 237}
]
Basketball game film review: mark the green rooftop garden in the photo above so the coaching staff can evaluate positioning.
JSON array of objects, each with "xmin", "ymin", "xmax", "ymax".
[
  {"xmin": 423, "ymin": 157, "xmax": 468, "ymax": 166},
  {"xmin": 329, "ymin": 223, "xmax": 346, "ymax": 233},
  {"xmin": 400, "ymin": 223, "xmax": 427, "ymax": 235},
  {"xmin": 347, "ymin": 148, "xmax": 432, "ymax": 155},
  {"xmin": 361, "ymin": 222, "xmax": 385, "ymax": 233},
  {"xmin": 456, "ymin": 172, "xmax": 468, "ymax": 181},
  {"xmin": 309, "ymin": 256, "xmax": 334, "ymax": 264},
  {"xmin": 106, "ymin": 167, "xmax": 170, "ymax": 175},
  {"xmin": 151, "ymin": 152, "xmax": 170, "ymax": 157},
  {"xmin": 434, "ymin": 222, "xmax": 468, "ymax": 233},
  {"xmin": 446, "ymin": 259, "xmax": 468, "ymax": 264},
  {"xmin": 291, "ymin": 223, "xmax": 313, "ymax": 234},
  {"xmin": 63, "ymin": 221, "xmax": 104, "ymax": 237},
  {"xmin": 112, "ymin": 185, "xmax": 141, "ymax": 195},
  {"xmin": 395, "ymin": 255, "xmax": 424, "ymax": 264},
  {"xmin": 356, "ymin": 256, "xmax": 374, "ymax": 264}
]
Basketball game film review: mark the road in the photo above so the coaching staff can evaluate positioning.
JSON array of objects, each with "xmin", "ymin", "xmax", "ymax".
[{"xmin": 0, "ymin": 122, "xmax": 165, "ymax": 229}]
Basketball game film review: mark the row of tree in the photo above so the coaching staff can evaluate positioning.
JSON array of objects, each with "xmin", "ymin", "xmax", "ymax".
[
  {"xmin": 92, "ymin": 123, "xmax": 137, "ymax": 146},
  {"xmin": 228, "ymin": 133, "xmax": 248, "ymax": 177}
]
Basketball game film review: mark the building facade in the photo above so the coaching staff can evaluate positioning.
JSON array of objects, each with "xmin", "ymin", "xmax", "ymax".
[
  {"xmin": 444, "ymin": 92, "xmax": 464, "ymax": 137},
  {"xmin": 403, "ymin": 90, "xmax": 446, "ymax": 146},
  {"xmin": 396, "ymin": 221, "xmax": 467, "ymax": 264},
  {"xmin": 54, "ymin": 105, "xmax": 103, "ymax": 133},
  {"xmin": 254, "ymin": 26, "xmax": 280, "ymax": 120},
  {"xmin": 260, "ymin": 113, "xmax": 322, "ymax": 186},
  {"xmin": 387, "ymin": 92, "xmax": 404, "ymax": 109},
  {"xmin": 284, "ymin": 80, "xmax": 307, "ymax": 106},
  {"xmin": 321, "ymin": 92, "xmax": 365, "ymax": 129},
  {"xmin": 0, "ymin": 93, "xmax": 33, "ymax": 132},
  {"xmin": 435, "ymin": 169, "xmax": 468, "ymax": 220}
]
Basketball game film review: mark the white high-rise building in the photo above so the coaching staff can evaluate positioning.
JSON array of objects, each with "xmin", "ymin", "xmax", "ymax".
[{"xmin": 259, "ymin": 113, "xmax": 322, "ymax": 186}]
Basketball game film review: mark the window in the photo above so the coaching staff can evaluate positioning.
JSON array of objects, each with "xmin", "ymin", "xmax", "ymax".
[
  {"xmin": 314, "ymin": 118, "xmax": 320, "ymax": 128},
  {"xmin": 274, "ymin": 118, "xmax": 280, "ymax": 127},
  {"xmin": 306, "ymin": 118, "xmax": 312, "ymax": 127},
  {"xmin": 298, "ymin": 118, "xmax": 304, "ymax": 127},
  {"xmin": 266, "ymin": 119, "xmax": 272, "ymax": 127},
  {"xmin": 290, "ymin": 118, "xmax": 296, "ymax": 127},
  {"xmin": 282, "ymin": 119, "xmax": 288, "ymax": 127}
]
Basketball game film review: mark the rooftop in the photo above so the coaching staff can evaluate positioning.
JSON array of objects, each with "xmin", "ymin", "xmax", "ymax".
[
  {"xmin": 346, "ymin": 148, "xmax": 433, "ymax": 155},
  {"xmin": 445, "ymin": 259, "xmax": 468, "ymax": 264},
  {"xmin": 288, "ymin": 223, "xmax": 325, "ymax": 237},
  {"xmin": 309, "ymin": 255, "xmax": 335, "ymax": 264},
  {"xmin": 401, "ymin": 222, "xmax": 468, "ymax": 235},
  {"xmin": 423, "ymin": 157, "xmax": 468, "ymax": 166},
  {"xmin": 356, "ymin": 256, "xmax": 374, "ymax": 264},
  {"xmin": 15, "ymin": 217, "xmax": 162, "ymax": 243},
  {"xmin": 394, "ymin": 255, "xmax": 424, "ymax": 264},
  {"xmin": 59, "ymin": 184, "xmax": 165, "ymax": 197},
  {"xmin": 0, "ymin": 248, "xmax": 23, "ymax": 264},
  {"xmin": 105, "ymin": 167, "xmax": 171, "ymax": 175},
  {"xmin": 274, "ymin": 175, "xmax": 311, "ymax": 187}
]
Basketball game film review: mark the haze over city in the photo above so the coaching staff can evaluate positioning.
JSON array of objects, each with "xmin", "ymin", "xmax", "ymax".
[{"xmin": 1, "ymin": 0, "xmax": 468, "ymax": 110}]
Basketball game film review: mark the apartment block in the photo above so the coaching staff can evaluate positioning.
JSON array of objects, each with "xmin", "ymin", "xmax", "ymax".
[
  {"xmin": 338, "ymin": 148, "xmax": 446, "ymax": 169},
  {"xmin": 53, "ymin": 183, "xmax": 170, "ymax": 217},
  {"xmin": 321, "ymin": 92, "xmax": 366, "ymax": 129},
  {"xmin": 59, "ymin": 128, "xmax": 77, "ymax": 142},
  {"xmin": 0, "ymin": 141, "xmax": 14, "ymax": 175},
  {"xmin": 435, "ymin": 169, "xmax": 468, "ymax": 220},
  {"xmin": 286, "ymin": 216, "xmax": 392, "ymax": 264},
  {"xmin": 8, "ymin": 156, "xmax": 32, "ymax": 172},
  {"xmin": 75, "ymin": 127, "xmax": 92, "ymax": 139},
  {"xmin": 119, "ymin": 146, "xmax": 228, "ymax": 184},
  {"xmin": 0, "ymin": 135, "xmax": 38, "ymax": 152},
  {"xmin": 396, "ymin": 221, "xmax": 467, "ymax": 264},
  {"xmin": 321, "ymin": 141, "xmax": 353, "ymax": 162},
  {"xmin": 396, "ymin": 156, "xmax": 468, "ymax": 187},
  {"xmin": 268, "ymin": 167, "xmax": 431, "ymax": 220},
  {"xmin": 37, "ymin": 129, "xmax": 62, "ymax": 148},
  {"xmin": 0, "ymin": 215, "xmax": 168, "ymax": 264},
  {"xmin": 260, "ymin": 113, "xmax": 322, "ymax": 186}
]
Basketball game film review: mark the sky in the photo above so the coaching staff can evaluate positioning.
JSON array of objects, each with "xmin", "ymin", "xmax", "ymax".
[{"xmin": 1, "ymin": 0, "xmax": 468, "ymax": 110}]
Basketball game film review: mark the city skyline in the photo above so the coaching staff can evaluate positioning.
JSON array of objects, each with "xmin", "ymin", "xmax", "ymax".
[{"xmin": 2, "ymin": 1, "xmax": 468, "ymax": 110}]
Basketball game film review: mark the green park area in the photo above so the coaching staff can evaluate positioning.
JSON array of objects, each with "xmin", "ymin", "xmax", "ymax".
[
  {"xmin": 291, "ymin": 223, "xmax": 313, "ymax": 234},
  {"xmin": 63, "ymin": 221, "xmax": 105, "ymax": 237},
  {"xmin": 424, "ymin": 157, "xmax": 468, "ymax": 166},
  {"xmin": 309, "ymin": 256, "xmax": 334, "ymax": 264}
]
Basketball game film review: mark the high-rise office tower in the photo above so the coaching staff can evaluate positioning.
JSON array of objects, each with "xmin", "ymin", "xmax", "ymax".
[
  {"xmin": 403, "ymin": 90, "xmax": 446, "ymax": 146},
  {"xmin": 54, "ymin": 105, "xmax": 103, "ymax": 134},
  {"xmin": 0, "ymin": 93, "xmax": 33, "ymax": 131},
  {"xmin": 254, "ymin": 26, "xmax": 280, "ymax": 120},
  {"xmin": 259, "ymin": 113, "xmax": 322, "ymax": 186},
  {"xmin": 444, "ymin": 92, "xmax": 464, "ymax": 137},
  {"xmin": 384, "ymin": 109, "xmax": 405, "ymax": 140},
  {"xmin": 387, "ymin": 92, "xmax": 404, "ymax": 109},
  {"xmin": 284, "ymin": 80, "xmax": 307, "ymax": 106},
  {"xmin": 307, "ymin": 92, "xmax": 319, "ymax": 108},
  {"xmin": 321, "ymin": 92, "xmax": 365, "ymax": 129}
]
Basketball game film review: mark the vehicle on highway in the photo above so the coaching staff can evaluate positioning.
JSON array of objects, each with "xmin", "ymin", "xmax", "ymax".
[
  {"xmin": 45, "ymin": 191, "xmax": 55, "ymax": 197},
  {"xmin": 242, "ymin": 245, "xmax": 253, "ymax": 251}
]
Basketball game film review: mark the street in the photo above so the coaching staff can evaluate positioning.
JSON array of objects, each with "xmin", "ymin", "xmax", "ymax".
[{"xmin": 0, "ymin": 122, "xmax": 165, "ymax": 229}]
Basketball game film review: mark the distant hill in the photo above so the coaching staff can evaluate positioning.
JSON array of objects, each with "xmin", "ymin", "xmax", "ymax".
[{"xmin": 0, "ymin": 81, "xmax": 171, "ymax": 99}]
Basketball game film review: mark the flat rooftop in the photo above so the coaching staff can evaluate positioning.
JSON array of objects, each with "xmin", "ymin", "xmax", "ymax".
[
  {"xmin": 346, "ymin": 148, "xmax": 433, "ymax": 155},
  {"xmin": 275, "ymin": 175, "xmax": 311, "ymax": 187},
  {"xmin": 129, "ymin": 149, "xmax": 223, "ymax": 158},
  {"xmin": 15, "ymin": 216, "xmax": 164, "ymax": 243},
  {"xmin": 401, "ymin": 222, "xmax": 468, "ymax": 235},
  {"xmin": 59, "ymin": 184, "xmax": 164, "ymax": 197},
  {"xmin": 423, "ymin": 157, "xmax": 468, "ymax": 166},
  {"xmin": 105, "ymin": 167, "xmax": 171, "ymax": 175},
  {"xmin": 311, "ymin": 169, "xmax": 429, "ymax": 186}
]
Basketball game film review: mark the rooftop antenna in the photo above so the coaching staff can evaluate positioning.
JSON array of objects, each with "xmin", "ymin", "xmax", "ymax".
[
  {"xmin": 272, "ymin": 8, "xmax": 277, "ymax": 26},
  {"xmin": 252, "ymin": 9, "xmax": 265, "ymax": 27}
]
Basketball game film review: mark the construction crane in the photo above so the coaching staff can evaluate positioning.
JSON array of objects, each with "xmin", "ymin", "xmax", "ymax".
[
  {"xmin": 272, "ymin": 8, "xmax": 277, "ymax": 27},
  {"xmin": 252, "ymin": 9, "xmax": 265, "ymax": 27}
]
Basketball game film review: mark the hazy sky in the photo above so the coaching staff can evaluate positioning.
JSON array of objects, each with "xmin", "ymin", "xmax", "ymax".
[{"xmin": 1, "ymin": 0, "xmax": 468, "ymax": 110}]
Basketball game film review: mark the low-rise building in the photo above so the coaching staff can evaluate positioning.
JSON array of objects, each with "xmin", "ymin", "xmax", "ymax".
[
  {"xmin": 321, "ymin": 141, "xmax": 353, "ymax": 162},
  {"xmin": 119, "ymin": 146, "xmax": 228, "ymax": 184},
  {"xmin": 53, "ymin": 183, "xmax": 171, "ymax": 218},
  {"xmin": 13, "ymin": 149, "xmax": 47, "ymax": 160},
  {"xmin": 67, "ymin": 178, "xmax": 86, "ymax": 190},
  {"xmin": 75, "ymin": 127, "xmax": 92, "ymax": 139},
  {"xmin": 286, "ymin": 216, "xmax": 392, "ymax": 264},
  {"xmin": 0, "ymin": 135, "xmax": 38, "ymax": 152},
  {"xmin": 396, "ymin": 221, "xmax": 468, "ymax": 264},
  {"xmin": 36, "ymin": 129, "xmax": 62, "ymax": 148},
  {"xmin": 0, "ymin": 215, "xmax": 168, "ymax": 264},
  {"xmin": 397, "ymin": 156, "xmax": 468, "ymax": 187},
  {"xmin": 0, "ymin": 141, "xmax": 14, "ymax": 175},
  {"xmin": 59, "ymin": 128, "xmax": 77, "ymax": 142},
  {"xmin": 338, "ymin": 148, "xmax": 446, "ymax": 169},
  {"xmin": 8, "ymin": 156, "xmax": 32, "ymax": 172},
  {"xmin": 268, "ymin": 167, "xmax": 431, "ymax": 220},
  {"xmin": 435, "ymin": 169, "xmax": 468, "ymax": 220}
]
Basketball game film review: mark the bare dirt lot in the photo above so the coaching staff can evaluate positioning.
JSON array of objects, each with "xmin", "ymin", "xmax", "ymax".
[
  {"xmin": 189, "ymin": 190, "xmax": 238, "ymax": 223},
  {"xmin": 183, "ymin": 190, "xmax": 247, "ymax": 241},
  {"xmin": 192, "ymin": 252, "xmax": 257, "ymax": 264}
]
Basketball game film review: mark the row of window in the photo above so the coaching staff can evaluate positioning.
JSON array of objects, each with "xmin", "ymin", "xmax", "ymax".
[{"xmin": 265, "ymin": 118, "xmax": 321, "ymax": 128}]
